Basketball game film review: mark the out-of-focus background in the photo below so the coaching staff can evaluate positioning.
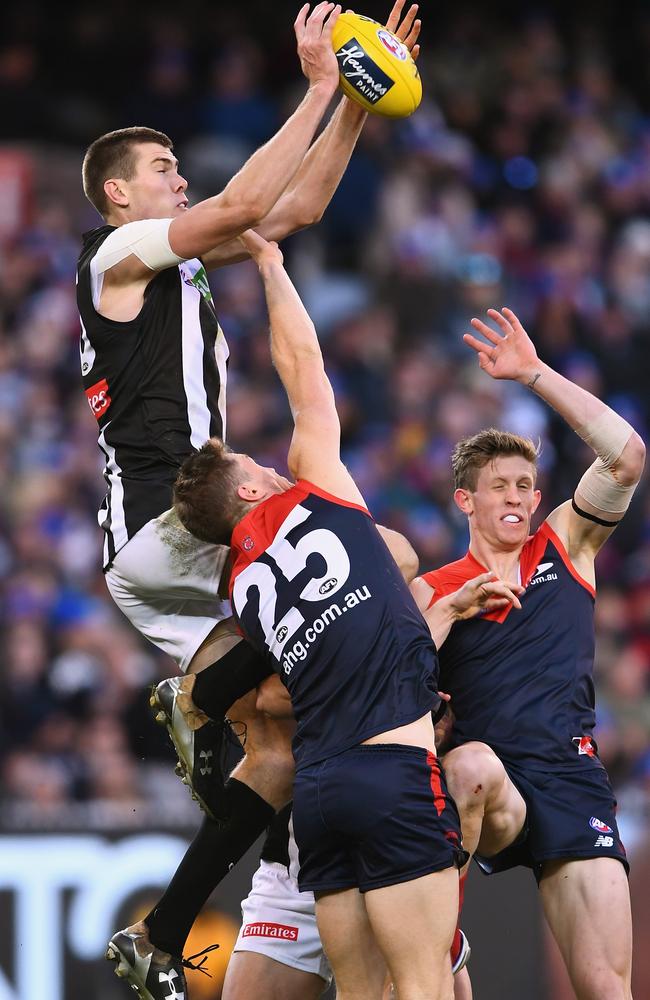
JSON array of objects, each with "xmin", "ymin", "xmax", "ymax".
[{"xmin": 0, "ymin": 1, "xmax": 648, "ymax": 997}]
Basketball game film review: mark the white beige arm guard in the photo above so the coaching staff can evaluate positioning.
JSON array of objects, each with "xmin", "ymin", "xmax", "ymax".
[
  {"xmin": 94, "ymin": 218, "xmax": 185, "ymax": 273},
  {"xmin": 574, "ymin": 409, "xmax": 637, "ymax": 522}
]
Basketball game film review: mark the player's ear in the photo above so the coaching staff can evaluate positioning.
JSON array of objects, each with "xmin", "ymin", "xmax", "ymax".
[
  {"xmin": 237, "ymin": 481, "xmax": 270, "ymax": 504},
  {"xmin": 237, "ymin": 481, "xmax": 259, "ymax": 503},
  {"xmin": 104, "ymin": 178, "xmax": 129, "ymax": 209},
  {"xmin": 532, "ymin": 488, "xmax": 542, "ymax": 514},
  {"xmin": 454, "ymin": 487, "xmax": 473, "ymax": 516}
]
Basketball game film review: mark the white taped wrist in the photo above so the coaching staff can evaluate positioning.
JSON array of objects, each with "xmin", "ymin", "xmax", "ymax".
[
  {"xmin": 576, "ymin": 408, "xmax": 633, "ymax": 468},
  {"xmin": 94, "ymin": 219, "xmax": 185, "ymax": 273},
  {"xmin": 576, "ymin": 458, "xmax": 638, "ymax": 516}
]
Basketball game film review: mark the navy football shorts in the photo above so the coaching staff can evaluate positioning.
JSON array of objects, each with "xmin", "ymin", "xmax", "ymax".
[
  {"xmin": 293, "ymin": 743, "xmax": 467, "ymax": 894},
  {"xmin": 474, "ymin": 758, "xmax": 629, "ymax": 883}
]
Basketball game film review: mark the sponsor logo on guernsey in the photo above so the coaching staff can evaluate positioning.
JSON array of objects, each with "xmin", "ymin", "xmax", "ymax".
[
  {"xmin": 529, "ymin": 561, "xmax": 557, "ymax": 585},
  {"xmin": 282, "ymin": 586, "xmax": 373, "ymax": 675},
  {"xmin": 572, "ymin": 736, "xmax": 596, "ymax": 757},
  {"xmin": 242, "ymin": 921, "xmax": 299, "ymax": 941},
  {"xmin": 179, "ymin": 261, "xmax": 215, "ymax": 306},
  {"xmin": 85, "ymin": 377, "xmax": 111, "ymax": 420},
  {"xmin": 589, "ymin": 816, "xmax": 613, "ymax": 834},
  {"xmin": 335, "ymin": 38, "xmax": 395, "ymax": 105},
  {"xmin": 377, "ymin": 29, "xmax": 408, "ymax": 60},
  {"xmin": 594, "ymin": 834, "xmax": 614, "ymax": 848},
  {"xmin": 242, "ymin": 535, "xmax": 255, "ymax": 552}
]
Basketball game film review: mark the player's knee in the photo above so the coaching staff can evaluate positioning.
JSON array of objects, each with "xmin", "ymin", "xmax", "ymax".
[
  {"xmin": 443, "ymin": 743, "xmax": 503, "ymax": 807},
  {"xmin": 236, "ymin": 739, "xmax": 295, "ymax": 808}
]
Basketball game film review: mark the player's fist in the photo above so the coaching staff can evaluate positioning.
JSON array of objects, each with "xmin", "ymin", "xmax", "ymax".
[{"xmin": 239, "ymin": 229, "xmax": 284, "ymax": 269}]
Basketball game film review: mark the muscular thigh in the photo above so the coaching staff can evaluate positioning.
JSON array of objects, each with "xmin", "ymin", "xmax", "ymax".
[
  {"xmin": 223, "ymin": 952, "xmax": 326, "ymax": 1000},
  {"xmin": 539, "ymin": 857, "xmax": 632, "ymax": 996}
]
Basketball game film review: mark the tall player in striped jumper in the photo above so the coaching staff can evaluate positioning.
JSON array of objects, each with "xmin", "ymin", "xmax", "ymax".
[
  {"xmin": 417, "ymin": 307, "xmax": 645, "ymax": 1000},
  {"xmin": 77, "ymin": 4, "xmax": 424, "ymax": 997}
]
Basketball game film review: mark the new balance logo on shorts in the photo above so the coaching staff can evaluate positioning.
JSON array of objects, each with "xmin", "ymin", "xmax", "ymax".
[
  {"xmin": 590, "ymin": 816, "xmax": 614, "ymax": 847},
  {"xmin": 242, "ymin": 922, "xmax": 299, "ymax": 941}
]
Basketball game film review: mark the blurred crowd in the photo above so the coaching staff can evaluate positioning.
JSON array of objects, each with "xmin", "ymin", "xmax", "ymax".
[{"xmin": 0, "ymin": 1, "xmax": 649, "ymax": 840}]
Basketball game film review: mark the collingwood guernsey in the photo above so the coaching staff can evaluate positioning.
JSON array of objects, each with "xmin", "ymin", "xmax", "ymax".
[{"xmin": 77, "ymin": 225, "xmax": 229, "ymax": 569}]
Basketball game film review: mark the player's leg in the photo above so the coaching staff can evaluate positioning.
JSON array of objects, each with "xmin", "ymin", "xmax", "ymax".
[
  {"xmin": 224, "ymin": 829, "xmax": 331, "ymax": 999},
  {"xmin": 105, "ymin": 521, "xmax": 295, "ymax": 994},
  {"xmin": 315, "ymin": 888, "xmax": 388, "ymax": 999},
  {"xmin": 443, "ymin": 741, "xmax": 527, "ymax": 862},
  {"xmin": 539, "ymin": 857, "xmax": 632, "ymax": 1000},
  {"xmin": 365, "ymin": 868, "xmax": 459, "ymax": 1000},
  {"xmin": 222, "ymin": 952, "xmax": 326, "ymax": 1000},
  {"xmin": 454, "ymin": 965, "xmax": 473, "ymax": 1000},
  {"xmin": 139, "ymin": 690, "xmax": 294, "ymax": 963},
  {"xmin": 383, "ymin": 959, "xmax": 472, "ymax": 1000}
]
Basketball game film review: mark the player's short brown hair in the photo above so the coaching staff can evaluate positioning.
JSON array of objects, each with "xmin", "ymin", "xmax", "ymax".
[
  {"xmin": 82, "ymin": 126, "xmax": 173, "ymax": 218},
  {"xmin": 452, "ymin": 428, "xmax": 540, "ymax": 491},
  {"xmin": 174, "ymin": 439, "xmax": 247, "ymax": 546}
]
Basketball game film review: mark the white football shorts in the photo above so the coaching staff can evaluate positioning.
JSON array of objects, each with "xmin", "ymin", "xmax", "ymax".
[
  {"xmin": 105, "ymin": 507, "xmax": 231, "ymax": 671},
  {"xmin": 233, "ymin": 860, "xmax": 332, "ymax": 984}
]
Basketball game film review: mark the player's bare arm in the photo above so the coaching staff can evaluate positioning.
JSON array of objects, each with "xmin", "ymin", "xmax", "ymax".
[
  {"xmin": 97, "ymin": 3, "xmax": 341, "ymax": 309},
  {"xmin": 203, "ymin": 0, "xmax": 422, "ymax": 268},
  {"xmin": 411, "ymin": 572, "xmax": 524, "ymax": 648},
  {"xmin": 239, "ymin": 229, "xmax": 364, "ymax": 505},
  {"xmin": 464, "ymin": 307, "xmax": 645, "ymax": 575},
  {"xmin": 377, "ymin": 524, "xmax": 419, "ymax": 582}
]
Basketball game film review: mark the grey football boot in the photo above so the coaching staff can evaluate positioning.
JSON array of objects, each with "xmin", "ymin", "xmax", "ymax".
[
  {"xmin": 106, "ymin": 922, "xmax": 218, "ymax": 999},
  {"xmin": 150, "ymin": 675, "xmax": 233, "ymax": 821}
]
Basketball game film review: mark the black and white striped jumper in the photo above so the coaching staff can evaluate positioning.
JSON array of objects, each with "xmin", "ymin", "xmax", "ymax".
[{"xmin": 77, "ymin": 225, "xmax": 229, "ymax": 570}]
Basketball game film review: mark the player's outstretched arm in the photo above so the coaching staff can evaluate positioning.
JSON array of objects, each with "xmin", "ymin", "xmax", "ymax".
[
  {"xmin": 166, "ymin": 4, "xmax": 341, "ymax": 262},
  {"xmin": 240, "ymin": 229, "xmax": 364, "ymax": 504},
  {"xmin": 203, "ymin": 0, "xmax": 422, "ymax": 268},
  {"xmin": 464, "ymin": 307, "xmax": 645, "ymax": 560}
]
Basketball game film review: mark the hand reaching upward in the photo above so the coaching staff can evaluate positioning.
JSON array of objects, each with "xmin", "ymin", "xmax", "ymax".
[
  {"xmin": 294, "ymin": 3, "xmax": 342, "ymax": 93},
  {"xmin": 239, "ymin": 229, "xmax": 284, "ymax": 270},
  {"xmin": 385, "ymin": 0, "xmax": 422, "ymax": 60},
  {"xmin": 464, "ymin": 307, "xmax": 542, "ymax": 386}
]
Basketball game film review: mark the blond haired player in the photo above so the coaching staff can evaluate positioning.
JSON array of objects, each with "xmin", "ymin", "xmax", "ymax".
[{"xmin": 418, "ymin": 308, "xmax": 644, "ymax": 1000}]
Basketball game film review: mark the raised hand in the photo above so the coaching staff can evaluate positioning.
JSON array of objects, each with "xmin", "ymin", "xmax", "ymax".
[
  {"xmin": 238, "ymin": 229, "xmax": 284, "ymax": 269},
  {"xmin": 385, "ymin": 0, "xmax": 421, "ymax": 59},
  {"xmin": 463, "ymin": 307, "xmax": 541, "ymax": 385},
  {"xmin": 446, "ymin": 571, "xmax": 524, "ymax": 620},
  {"xmin": 294, "ymin": 3, "xmax": 342, "ymax": 92}
]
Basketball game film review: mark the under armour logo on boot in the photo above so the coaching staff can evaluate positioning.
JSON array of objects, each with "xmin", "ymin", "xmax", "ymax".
[
  {"xmin": 159, "ymin": 969, "xmax": 185, "ymax": 1000},
  {"xmin": 199, "ymin": 750, "xmax": 213, "ymax": 776}
]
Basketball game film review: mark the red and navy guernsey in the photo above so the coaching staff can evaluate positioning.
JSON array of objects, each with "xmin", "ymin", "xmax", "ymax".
[
  {"xmin": 424, "ymin": 521, "xmax": 599, "ymax": 770},
  {"xmin": 230, "ymin": 480, "xmax": 440, "ymax": 770}
]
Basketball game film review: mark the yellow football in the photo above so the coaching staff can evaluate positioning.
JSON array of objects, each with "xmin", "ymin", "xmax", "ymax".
[{"xmin": 331, "ymin": 11, "xmax": 422, "ymax": 118}]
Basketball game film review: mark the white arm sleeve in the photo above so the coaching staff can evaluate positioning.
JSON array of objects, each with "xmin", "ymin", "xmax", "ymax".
[{"xmin": 93, "ymin": 219, "xmax": 185, "ymax": 274}]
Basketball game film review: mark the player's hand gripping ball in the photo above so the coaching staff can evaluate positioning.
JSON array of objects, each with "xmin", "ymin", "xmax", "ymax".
[{"xmin": 331, "ymin": 11, "xmax": 422, "ymax": 117}]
